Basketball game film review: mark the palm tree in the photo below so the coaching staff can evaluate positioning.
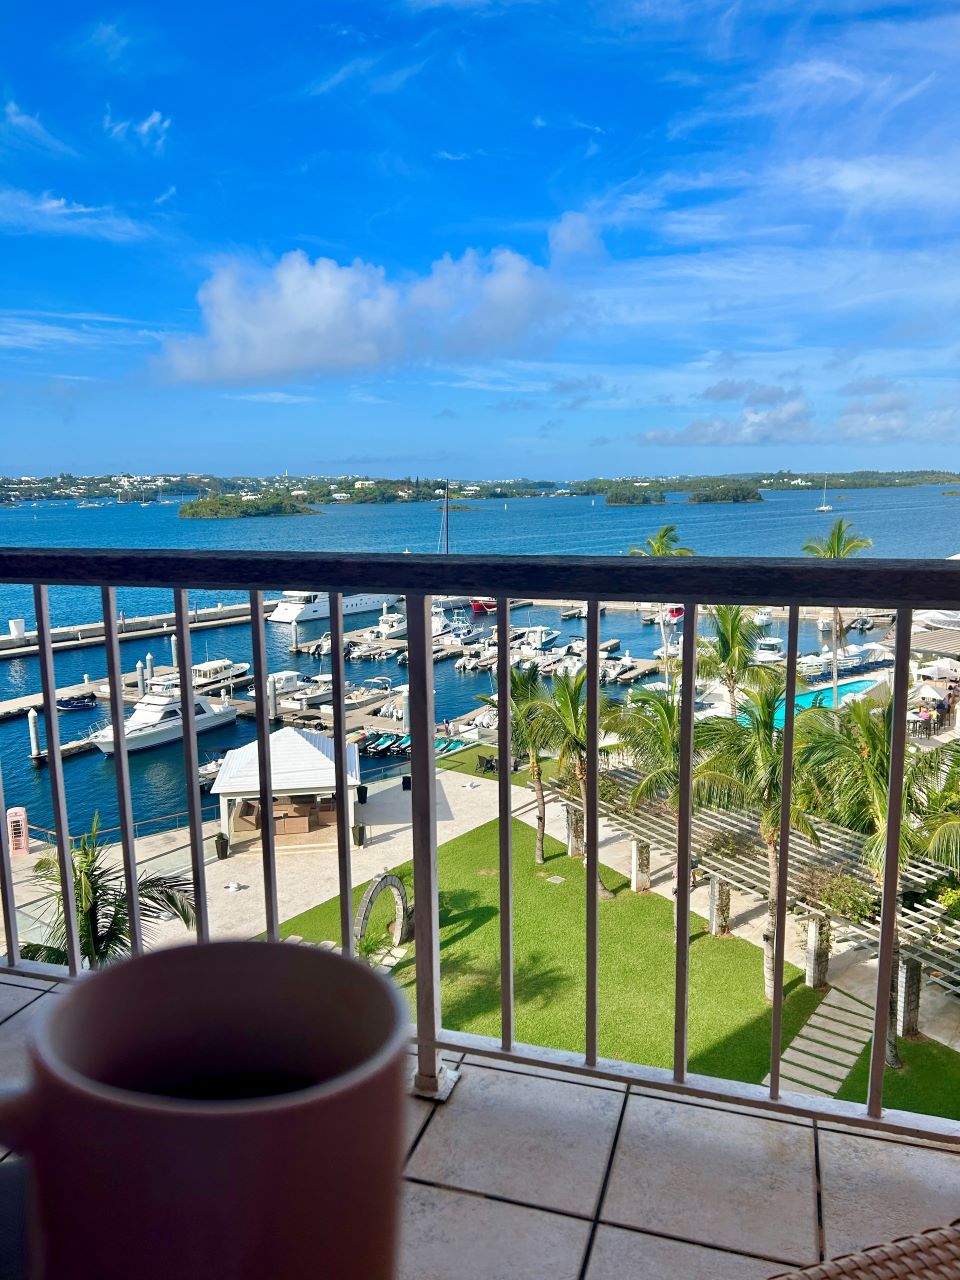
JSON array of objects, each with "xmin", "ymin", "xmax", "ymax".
[
  {"xmin": 697, "ymin": 604, "xmax": 775, "ymax": 717},
  {"xmin": 628, "ymin": 524, "xmax": 694, "ymax": 691},
  {"xmin": 696, "ymin": 677, "xmax": 816, "ymax": 1000},
  {"xmin": 802, "ymin": 518, "xmax": 872, "ymax": 710},
  {"xmin": 796, "ymin": 695, "xmax": 960, "ymax": 1068},
  {"xmin": 21, "ymin": 813, "xmax": 197, "ymax": 968},
  {"xmin": 530, "ymin": 671, "xmax": 620, "ymax": 898},
  {"xmin": 479, "ymin": 665, "xmax": 551, "ymax": 865},
  {"xmin": 617, "ymin": 685, "xmax": 686, "ymax": 810}
]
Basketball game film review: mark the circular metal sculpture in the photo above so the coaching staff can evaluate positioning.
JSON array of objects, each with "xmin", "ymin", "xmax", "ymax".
[{"xmin": 353, "ymin": 873, "xmax": 412, "ymax": 948}]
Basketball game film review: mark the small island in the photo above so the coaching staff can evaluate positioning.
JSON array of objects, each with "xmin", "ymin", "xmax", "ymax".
[
  {"xmin": 605, "ymin": 483, "xmax": 666, "ymax": 506},
  {"xmin": 179, "ymin": 492, "xmax": 319, "ymax": 519},
  {"xmin": 688, "ymin": 481, "xmax": 762, "ymax": 504}
]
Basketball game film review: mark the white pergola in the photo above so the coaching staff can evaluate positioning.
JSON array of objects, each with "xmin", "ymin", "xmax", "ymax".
[{"xmin": 212, "ymin": 727, "xmax": 361, "ymax": 846}]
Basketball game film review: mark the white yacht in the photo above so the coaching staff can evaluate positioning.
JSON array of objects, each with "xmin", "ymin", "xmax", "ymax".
[
  {"xmin": 91, "ymin": 692, "xmax": 237, "ymax": 755},
  {"xmin": 431, "ymin": 604, "xmax": 453, "ymax": 639},
  {"xmin": 441, "ymin": 609, "xmax": 485, "ymax": 646},
  {"xmin": 752, "ymin": 608, "xmax": 772, "ymax": 627},
  {"xmin": 147, "ymin": 657, "xmax": 250, "ymax": 695},
  {"xmin": 654, "ymin": 638, "xmax": 682, "ymax": 659},
  {"xmin": 268, "ymin": 592, "xmax": 400, "ymax": 625},
  {"xmin": 753, "ymin": 636, "xmax": 787, "ymax": 664},
  {"xmin": 368, "ymin": 605, "xmax": 408, "ymax": 641},
  {"xmin": 246, "ymin": 670, "xmax": 308, "ymax": 698},
  {"xmin": 522, "ymin": 625, "xmax": 561, "ymax": 652}
]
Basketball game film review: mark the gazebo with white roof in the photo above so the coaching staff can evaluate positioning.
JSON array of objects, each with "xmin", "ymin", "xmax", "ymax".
[{"xmin": 212, "ymin": 727, "xmax": 361, "ymax": 848}]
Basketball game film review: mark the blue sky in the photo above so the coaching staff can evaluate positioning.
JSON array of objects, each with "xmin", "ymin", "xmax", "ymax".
[{"xmin": 2, "ymin": 2, "xmax": 960, "ymax": 478}]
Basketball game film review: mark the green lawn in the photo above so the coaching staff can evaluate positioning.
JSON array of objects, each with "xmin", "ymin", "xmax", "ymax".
[
  {"xmin": 438, "ymin": 744, "xmax": 559, "ymax": 789},
  {"xmin": 836, "ymin": 1036, "xmax": 960, "ymax": 1121},
  {"xmin": 281, "ymin": 817, "xmax": 820, "ymax": 1084}
]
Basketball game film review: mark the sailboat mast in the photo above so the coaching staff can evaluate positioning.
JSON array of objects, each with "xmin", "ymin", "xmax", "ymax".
[{"xmin": 444, "ymin": 479, "xmax": 450, "ymax": 556}]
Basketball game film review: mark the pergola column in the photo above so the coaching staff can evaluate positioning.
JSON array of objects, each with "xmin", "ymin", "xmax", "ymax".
[{"xmin": 805, "ymin": 917, "xmax": 831, "ymax": 989}]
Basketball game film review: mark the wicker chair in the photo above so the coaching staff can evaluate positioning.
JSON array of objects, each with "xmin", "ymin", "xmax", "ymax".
[{"xmin": 769, "ymin": 1223, "xmax": 960, "ymax": 1278}]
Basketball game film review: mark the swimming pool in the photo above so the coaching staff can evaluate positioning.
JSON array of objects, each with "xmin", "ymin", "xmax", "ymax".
[{"xmin": 775, "ymin": 678, "xmax": 880, "ymax": 727}]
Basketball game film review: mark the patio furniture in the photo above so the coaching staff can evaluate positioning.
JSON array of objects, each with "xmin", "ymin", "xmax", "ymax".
[{"xmin": 768, "ymin": 1221, "xmax": 960, "ymax": 1277}]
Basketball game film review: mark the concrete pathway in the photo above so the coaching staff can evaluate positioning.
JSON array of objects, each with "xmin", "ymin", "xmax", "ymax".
[{"xmin": 765, "ymin": 987, "xmax": 875, "ymax": 1098}]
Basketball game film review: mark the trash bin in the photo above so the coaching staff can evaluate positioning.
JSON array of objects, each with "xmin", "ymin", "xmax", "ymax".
[
  {"xmin": 401, "ymin": 775, "xmax": 412, "ymax": 792},
  {"xmin": 215, "ymin": 832, "xmax": 230, "ymax": 860},
  {"xmin": 356, "ymin": 784, "xmax": 368, "ymax": 805},
  {"xmin": 351, "ymin": 823, "xmax": 365, "ymax": 847}
]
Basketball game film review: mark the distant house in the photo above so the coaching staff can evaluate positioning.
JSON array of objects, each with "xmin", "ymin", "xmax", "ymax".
[
  {"xmin": 332, "ymin": 492, "xmax": 350, "ymax": 501},
  {"xmin": 354, "ymin": 480, "xmax": 376, "ymax": 490}
]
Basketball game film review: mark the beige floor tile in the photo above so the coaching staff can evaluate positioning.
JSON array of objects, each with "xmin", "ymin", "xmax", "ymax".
[
  {"xmin": 0, "ymin": 995, "xmax": 54, "ymax": 1086},
  {"xmin": 0, "ymin": 986, "xmax": 43, "ymax": 1025},
  {"xmin": 0, "ymin": 974, "xmax": 60, "ymax": 993},
  {"xmin": 602, "ymin": 1094, "xmax": 819, "ymax": 1266},
  {"xmin": 819, "ymin": 1128, "xmax": 960, "ymax": 1258},
  {"xmin": 406, "ymin": 1063, "xmax": 622, "ymax": 1216},
  {"xmin": 399, "ymin": 1182, "xmax": 590, "ymax": 1280},
  {"xmin": 405, "ymin": 1095, "xmax": 435, "ymax": 1154},
  {"xmin": 586, "ymin": 1226, "xmax": 781, "ymax": 1280}
]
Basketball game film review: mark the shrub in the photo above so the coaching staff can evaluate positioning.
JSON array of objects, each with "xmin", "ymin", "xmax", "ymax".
[
  {"xmin": 938, "ymin": 885, "xmax": 960, "ymax": 920},
  {"xmin": 803, "ymin": 868, "xmax": 879, "ymax": 924}
]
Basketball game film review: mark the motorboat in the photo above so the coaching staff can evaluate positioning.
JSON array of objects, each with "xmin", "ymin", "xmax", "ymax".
[
  {"xmin": 268, "ymin": 591, "xmax": 400, "ymax": 625},
  {"xmin": 441, "ymin": 609, "xmax": 485, "ymax": 645},
  {"xmin": 469, "ymin": 597, "xmax": 497, "ymax": 615},
  {"xmin": 345, "ymin": 677, "xmax": 396, "ymax": 710},
  {"xmin": 455, "ymin": 653, "xmax": 481, "ymax": 672},
  {"xmin": 553, "ymin": 653, "xmax": 586, "ymax": 678},
  {"xmin": 366, "ymin": 734, "xmax": 401, "ymax": 757},
  {"xmin": 148, "ymin": 657, "xmax": 250, "ymax": 695},
  {"xmin": 654, "ymin": 638, "xmax": 682, "ymax": 659},
  {"xmin": 521, "ymin": 625, "xmax": 560, "ymax": 652},
  {"xmin": 363, "ymin": 604, "xmax": 408, "ymax": 641},
  {"xmin": 664, "ymin": 604, "xmax": 684, "ymax": 625},
  {"xmin": 246, "ymin": 670, "xmax": 307, "ymax": 698},
  {"xmin": 817, "ymin": 615, "xmax": 834, "ymax": 633},
  {"xmin": 431, "ymin": 605, "xmax": 453, "ymax": 639},
  {"xmin": 198, "ymin": 756, "xmax": 224, "ymax": 789},
  {"xmin": 752, "ymin": 608, "xmax": 772, "ymax": 627},
  {"xmin": 56, "ymin": 693, "xmax": 97, "ymax": 711},
  {"xmin": 310, "ymin": 634, "xmax": 332, "ymax": 657},
  {"xmin": 91, "ymin": 692, "xmax": 237, "ymax": 755},
  {"xmin": 848, "ymin": 616, "xmax": 875, "ymax": 632},
  {"xmin": 279, "ymin": 674, "xmax": 337, "ymax": 710},
  {"xmin": 753, "ymin": 636, "xmax": 787, "ymax": 664}
]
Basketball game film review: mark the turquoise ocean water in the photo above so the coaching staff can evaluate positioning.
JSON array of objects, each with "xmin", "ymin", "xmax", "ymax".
[{"xmin": 0, "ymin": 484, "xmax": 955, "ymax": 833}]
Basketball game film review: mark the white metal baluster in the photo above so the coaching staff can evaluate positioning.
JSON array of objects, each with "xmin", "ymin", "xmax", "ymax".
[
  {"xmin": 408, "ymin": 593, "xmax": 457, "ymax": 1099},
  {"xmin": 585, "ymin": 599, "xmax": 600, "ymax": 1067},
  {"xmin": 496, "ymin": 597, "xmax": 514, "ymax": 1051},
  {"xmin": 101, "ymin": 587, "xmax": 142, "ymax": 954},
  {"xmin": 769, "ymin": 604, "xmax": 800, "ymax": 1099},
  {"xmin": 33, "ymin": 585, "xmax": 81, "ymax": 975},
  {"xmin": 329, "ymin": 591, "xmax": 354, "ymax": 957},
  {"xmin": 0, "ymin": 764, "xmax": 20, "ymax": 966},
  {"xmin": 673, "ymin": 602, "xmax": 698, "ymax": 1083},
  {"xmin": 173, "ymin": 590, "xmax": 209, "ymax": 943},
  {"xmin": 867, "ymin": 606, "xmax": 912, "ymax": 1118},
  {"xmin": 249, "ymin": 590, "xmax": 279, "ymax": 941}
]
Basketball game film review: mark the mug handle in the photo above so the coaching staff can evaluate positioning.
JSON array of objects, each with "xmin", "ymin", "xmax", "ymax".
[{"xmin": 0, "ymin": 1088, "xmax": 36, "ymax": 1153}]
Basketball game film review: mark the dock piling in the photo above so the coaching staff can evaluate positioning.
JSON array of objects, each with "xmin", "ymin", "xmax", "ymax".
[
  {"xmin": 27, "ymin": 708, "xmax": 39, "ymax": 759},
  {"xmin": 135, "ymin": 660, "xmax": 145, "ymax": 697}
]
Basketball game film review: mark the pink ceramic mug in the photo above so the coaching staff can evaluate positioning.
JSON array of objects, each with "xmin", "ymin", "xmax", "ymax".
[{"xmin": 0, "ymin": 941, "xmax": 409, "ymax": 1280}]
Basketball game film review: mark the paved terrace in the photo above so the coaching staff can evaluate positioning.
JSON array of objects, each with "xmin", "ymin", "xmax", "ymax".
[{"xmin": 0, "ymin": 974, "xmax": 958, "ymax": 1277}]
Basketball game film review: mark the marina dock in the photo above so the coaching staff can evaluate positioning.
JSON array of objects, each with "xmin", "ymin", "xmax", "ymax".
[{"xmin": 0, "ymin": 599, "xmax": 279, "ymax": 661}]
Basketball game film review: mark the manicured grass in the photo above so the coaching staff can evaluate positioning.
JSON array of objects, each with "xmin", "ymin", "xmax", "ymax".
[
  {"xmin": 836, "ymin": 1036, "xmax": 960, "ymax": 1121},
  {"xmin": 281, "ymin": 817, "xmax": 820, "ymax": 1084},
  {"xmin": 438, "ymin": 744, "xmax": 559, "ymax": 789}
]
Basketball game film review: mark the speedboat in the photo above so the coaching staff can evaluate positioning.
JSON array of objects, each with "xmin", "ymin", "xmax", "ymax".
[
  {"xmin": 56, "ymin": 693, "xmax": 97, "ymax": 711},
  {"xmin": 521, "ymin": 625, "xmax": 560, "ymax": 652},
  {"xmin": 345, "ymin": 677, "xmax": 396, "ymax": 710},
  {"xmin": 848, "ymin": 616, "xmax": 875, "ymax": 632},
  {"xmin": 198, "ymin": 756, "xmax": 224, "ymax": 789},
  {"xmin": 268, "ymin": 591, "xmax": 399, "ymax": 625},
  {"xmin": 91, "ymin": 692, "xmax": 236, "ymax": 755},
  {"xmin": 817, "ymin": 615, "xmax": 834, "ymax": 633},
  {"xmin": 664, "ymin": 604, "xmax": 684, "ymax": 625},
  {"xmin": 311, "ymin": 634, "xmax": 332, "ymax": 657},
  {"xmin": 654, "ymin": 638, "xmax": 682, "ymax": 660},
  {"xmin": 442, "ymin": 609, "xmax": 485, "ymax": 645},
  {"xmin": 431, "ymin": 604, "xmax": 453, "ymax": 639},
  {"xmin": 279, "ymin": 675, "xmax": 337, "ymax": 710},
  {"xmin": 246, "ymin": 670, "xmax": 308, "ymax": 699},
  {"xmin": 753, "ymin": 636, "xmax": 787, "ymax": 664}
]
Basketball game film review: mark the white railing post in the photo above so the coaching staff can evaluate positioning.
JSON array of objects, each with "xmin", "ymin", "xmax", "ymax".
[
  {"xmin": 0, "ymin": 764, "xmax": 20, "ymax": 966},
  {"xmin": 867, "ymin": 606, "xmax": 912, "ymax": 1118},
  {"xmin": 769, "ymin": 604, "xmax": 800, "ymax": 1099},
  {"xmin": 496, "ymin": 597, "xmax": 514, "ymax": 1051},
  {"xmin": 585, "ymin": 599, "xmax": 600, "ymax": 1067},
  {"xmin": 249, "ymin": 590, "xmax": 279, "ymax": 941},
  {"xmin": 173, "ymin": 590, "xmax": 209, "ymax": 943},
  {"xmin": 408, "ymin": 593, "xmax": 458, "ymax": 1099},
  {"xmin": 101, "ymin": 587, "xmax": 142, "ymax": 954},
  {"xmin": 33, "ymin": 585, "xmax": 82, "ymax": 975},
  {"xmin": 673, "ymin": 602, "xmax": 698, "ymax": 1083},
  {"xmin": 329, "ymin": 591, "xmax": 354, "ymax": 957}
]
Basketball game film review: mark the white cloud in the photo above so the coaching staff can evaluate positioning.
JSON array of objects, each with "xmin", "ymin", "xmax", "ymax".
[
  {"xmin": 82, "ymin": 21, "xmax": 131, "ymax": 64},
  {"xmin": 371, "ymin": 61, "xmax": 427, "ymax": 93},
  {"xmin": 166, "ymin": 247, "xmax": 563, "ymax": 384},
  {"xmin": 0, "ymin": 187, "xmax": 144, "ymax": 240},
  {"xmin": 637, "ymin": 398, "xmax": 813, "ymax": 446},
  {"xmin": 307, "ymin": 57, "xmax": 377, "ymax": 96},
  {"xmin": 154, "ymin": 185, "xmax": 176, "ymax": 205},
  {"xmin": 104, "ymin": 108, "xmax": 171, "ymax": 153},
  {"xmin": 548, "ymin": 211, "xmax": 604, "ymax": 260},
  {"xmin": 436, "ymin": 150, "xmax": 469, "ymax": 161},
  {"xmin": 225, "ymin": 391, "xmax": 316, "ymax": 404},
  {"xmin": 1, "ymin": 102, "xmax": 76, "ymax": 157}
]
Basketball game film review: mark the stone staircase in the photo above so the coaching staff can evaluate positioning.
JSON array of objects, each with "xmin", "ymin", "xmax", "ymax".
[{"xmin": 766, "ymin": 987, "xmax": 874, "ymax": 1098}]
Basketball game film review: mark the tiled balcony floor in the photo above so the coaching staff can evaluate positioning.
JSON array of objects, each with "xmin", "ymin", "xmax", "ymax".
[{"xmin": 1, "ymin": 978, "xmax": 959, "ymax": 1279}]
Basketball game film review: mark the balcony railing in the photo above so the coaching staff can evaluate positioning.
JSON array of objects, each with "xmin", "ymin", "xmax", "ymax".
[{"xmin": 1, "ymin": 547, "xmax": 959, "ymax": 1144}]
